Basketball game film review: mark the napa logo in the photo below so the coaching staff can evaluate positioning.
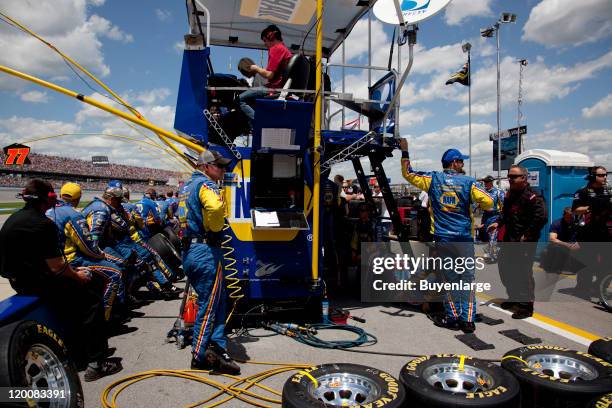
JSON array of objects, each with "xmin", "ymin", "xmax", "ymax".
[
  {"xmin": 440, "ymin": 191, "xmax": 458, "ymax": 210},
  {"xmin": 402, "ymin": 0, "xmax": 431, "ymax": 11}
]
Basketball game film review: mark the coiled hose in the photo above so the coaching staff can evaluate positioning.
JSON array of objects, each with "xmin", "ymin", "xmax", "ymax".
[
  {"xmin": 222, "ymin": 221, "xmax": 243, "ymax": 324},
  {"xmin": 294, "ymin": 323, "xmax": 377, "ymax": 349}
]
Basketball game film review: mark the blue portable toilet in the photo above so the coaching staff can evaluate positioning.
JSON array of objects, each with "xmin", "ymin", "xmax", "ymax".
[{"xmin": 515, "ymin": 149, "xmax": 593, "ymax": 249}]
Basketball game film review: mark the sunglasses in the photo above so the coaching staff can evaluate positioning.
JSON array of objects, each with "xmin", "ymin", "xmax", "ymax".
[
  {"xmin": 595, "ymin": 174, "xmax": 607, "ymax": 177},
  {"xmin": 508, "ymin": 174, "xmax": 525, "ymax": 179}
]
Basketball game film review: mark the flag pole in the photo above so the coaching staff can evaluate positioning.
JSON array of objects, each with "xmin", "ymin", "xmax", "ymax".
[{"xmin": 468, "ymin": 49, "xmax": 472, "ymax": 177}]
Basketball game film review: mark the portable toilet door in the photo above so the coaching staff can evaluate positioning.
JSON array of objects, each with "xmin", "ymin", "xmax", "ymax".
[{"xmin": 516, "ymin": 149, "xmax": 594, "ymax": 250}]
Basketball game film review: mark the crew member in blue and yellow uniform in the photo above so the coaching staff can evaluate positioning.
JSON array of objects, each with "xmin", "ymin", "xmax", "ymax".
[
  {"xmin": 46, "ymin": 182, "xmax": 125, "ymax": 321},
  {"xmin": 126, "ymin": 188, "xmax": 178, "ymax": 281},
  {"xmin": 400, "ymin": 138, "xmax": 493, "ymax": 333},
  {"xmin": 83, "ymin": 181, "xmax": 172, "ymax": 296},
  {"xmin": 180, "ymin": 149, "xmax": 240, "ymax": 375},
  {"xmin": 137, "ymin": 188, "xmax": 163, "ymax": 236}
]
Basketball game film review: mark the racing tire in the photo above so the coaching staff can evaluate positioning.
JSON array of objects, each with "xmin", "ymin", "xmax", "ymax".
[
  {"xmin": 148, "ymin": 233, "xmax": 182, "ymax": 274},
  {"xmin": 282, "ymin": 363, "xmax": 405, "ymax": 408},
  {"xmin": 599, "ymin": 274, "xmax": 612, "ymax": 312},
  {"xmin": 399, "ymin": 355, "xmax": 520, "ymax": 408},
  {"xmin": 588, "ymin": 393, "xmax": 612, "ymax": 408},
  {"xmin": 502, "ymin": 346, "xmax": 612, "ymax": 408},
  {"xmin": 162, "ymin": 225, "xmax": 182, "ymax": 253},
  {"xmin": 0, "ymin": 320, "xmax": 84, "ymax": 408},
  {"xmin": 589, "ymin": 338, "xmax": 612, "ymax": 363}
]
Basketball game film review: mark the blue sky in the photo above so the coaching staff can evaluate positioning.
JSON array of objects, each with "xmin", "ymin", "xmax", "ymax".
[{"xmin": 0, "ymin": 0, "xmax": 610, "ymax": 181}]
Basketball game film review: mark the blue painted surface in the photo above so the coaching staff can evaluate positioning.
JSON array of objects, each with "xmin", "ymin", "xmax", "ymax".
[
  {"xmin": 518, "ymin": 157, "xmax": 590, "ymax": 253},
  {"xmin": 174, "ymin": 48, "xmax": 209, "ymax": 142}
]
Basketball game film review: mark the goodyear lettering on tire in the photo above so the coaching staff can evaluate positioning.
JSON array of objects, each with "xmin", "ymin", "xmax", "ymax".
[
  {"xmin": 36, "ymin": 324, "xmax": 65, "ymax": 348},
  {"xmin": 594, "ymin": 393, "xmax": 611, "ymax": 408},
  {"xmin": 466, "ymin": 385, "xmax": 508, "ymax": 399}
]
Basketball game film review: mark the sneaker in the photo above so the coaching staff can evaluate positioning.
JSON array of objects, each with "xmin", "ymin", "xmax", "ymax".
[
  {"xmin": 84, "ymin": 359, "xmax": 122, "ymax": 382},
  {"xmin": 511, "ymin": 303, "xmax": 533, "ymax": 320},
  {"xmin": 432, "ymin": 316, "xmax": 460, "ymax": 331},
  {"xmin": 459, "ymin": 321, "xmax": 476, "ymax": 333},
  {"xmin": 205, "ymin": 345, "xmax": 241, "ymax": 375},
  {"xmin": 191, "ymin": 357, "xmax": 214, "ymax": 371}
]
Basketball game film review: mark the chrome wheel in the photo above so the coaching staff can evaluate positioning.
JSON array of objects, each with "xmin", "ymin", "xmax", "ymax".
[
  {"xmin": 25, "ymin": 344, "xmax": 71, "ymax": 407},
  {"xmin": 422, "ymin": 363, "xmax": 495, "ymax": 393},
  {"xmin": 526, "ymin": 354, "xmax": 598, "ymax": 381},
  {"xmin": 309, "ymin": 373, "xmax": 381, "ymax": 405}
]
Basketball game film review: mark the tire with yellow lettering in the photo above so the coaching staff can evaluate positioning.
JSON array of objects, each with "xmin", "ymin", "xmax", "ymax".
[
  {"xmin": 588, "ymin": 393, "xmax": 612, "ymax": 408},
  {"xmin": 282, "ymin": 363, "xmax": 405, "ymax": 408},
  {"xmin": 589, "ymin": 337, "xmax": 612, "ymax": 363},
  {"xmin": 502, "ymin": 346, "xmax": 612, "ymax": 407},
  {"xmin": 0, "ymin": 320, "xmax": 84, "ymax": 407},
  {"xmin": 399, "ymin": 355, "xmax": 520, "ymax": 407}
]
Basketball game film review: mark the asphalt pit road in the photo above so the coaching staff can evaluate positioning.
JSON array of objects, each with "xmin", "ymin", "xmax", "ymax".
[
  {"xmin": 323, "ymin": 391, "xmax": 335, "ymax": 401},
  {"xmin": 446, "ymin": 379, "xmax": 458, "ymax": 388},
  {"xmin": 434, "ymin": 381, "xmax": 444, "ymax": 389}
]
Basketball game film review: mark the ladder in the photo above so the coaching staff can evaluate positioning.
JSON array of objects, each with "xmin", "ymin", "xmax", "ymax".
[{"xmin": 202, "ymin": 109, "xmax": 242, "ymax": 160}]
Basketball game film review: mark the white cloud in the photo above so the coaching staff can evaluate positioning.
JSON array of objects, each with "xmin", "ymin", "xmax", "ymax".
[
  {"xmin": 329, "ymin": 19, "xmax": 389, "ymax": 66},
  {"xmin": 174, "ymin": 41, "xmax": 185, "ymax": 53},
  {"xmin": 457, "ymin": 51, "xmax": 612, "ymax": 116},
  {"xmin": 523, "ymin": 0, "xmax": 612, "ymax": 47},
  {"xmin": 582, "ymin": 94, "xmax": 612, "ymax": 118},
  {"xmin": 444, "ymin": 0, "xmax": 494, "ymax": 26},
  {"xmin": 398, "ymin": 108, "xmax": 432, "ymax": 129},
  {"xmin": 0, "ymin": 116, "xmax": 80, "ymax": 144},
  {"xmin": 134, "ymin": 88, "xmax": 171, "ymax": 105},
  {"xmin": 0, "ymin": 0, "xmax": 133, "ymax": 89},
  {"xmin": 19, "ymin": 90, "xmax": 49, "ymax": 103},
  {"xmin": 155, "ymin": 9, "xmax": 172, "ymax": 22}
]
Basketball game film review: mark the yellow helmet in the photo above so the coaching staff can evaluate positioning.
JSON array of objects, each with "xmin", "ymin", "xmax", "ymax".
[{"xmin": 60, "ymin": 182, "xmax": 82, "ymax": 202}]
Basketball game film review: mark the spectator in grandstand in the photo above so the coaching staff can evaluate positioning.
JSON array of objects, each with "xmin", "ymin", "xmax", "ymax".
[
  {"xmin": 238, "ymin": 25, "xmax": 292, "ymax": 124},
  {"xmin": 0, "ymin": 179, "xmax": 121, "ymax": 381}
]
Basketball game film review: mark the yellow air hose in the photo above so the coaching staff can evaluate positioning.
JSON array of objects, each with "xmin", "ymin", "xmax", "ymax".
[
  {"xmin": 101, "ymin": 361, "xmax": 314, "ymax": 408},
  {"xmin": 222, "ymin": 221, "xmax": 244, "ymax": 324}
]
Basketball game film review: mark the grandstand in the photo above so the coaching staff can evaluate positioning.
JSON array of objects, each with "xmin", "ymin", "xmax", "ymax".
[{"xmin": 0, "ymin": 152, "xmax": 184, "ymax": 193}]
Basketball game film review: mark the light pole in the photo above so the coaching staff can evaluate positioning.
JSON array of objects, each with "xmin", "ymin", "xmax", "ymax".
[
  {"xmin": 517, "ymin": 59, "xmax": 528, "ymax": 154},
  {"xmin": 481, "ymin": 12, "xmax": 517, "ymax": 184},
  {"xmin": 462, "ymin": 42, "xmax": 472, "ymax": 177}
]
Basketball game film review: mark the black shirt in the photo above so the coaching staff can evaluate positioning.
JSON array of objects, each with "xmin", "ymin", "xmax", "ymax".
[
  {"xmin": 0, "ymin": 204, "xmax": 62, "ymax": 293},
  {"xmin": 499, "ymin": 186, "xmax": 547, "ymax": 242},
  {"xmin": 572, "ymin": 185, "xmax": 612, "ymax": 242},
  {"xmin": 550, "ymin": 218, "xmax": 576, "ymax": 242}
]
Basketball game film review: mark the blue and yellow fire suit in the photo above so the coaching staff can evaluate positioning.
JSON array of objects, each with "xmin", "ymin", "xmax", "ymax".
[
  {"xmin": 46, "ymin": 200, "xmax": 124, "ymax": 321},
  {"xmin": 124, "ymin": 200, "xmax": 176, "ymax": 280},
  {"xmin": 402, "ymin": 158, "xmax": 493, "ymax": 322},
  {"xmin": 136, "ymin": 196, "xmax": 162, "ymax": 237},
  {"xmin": 179, "ymin": 170, "xmax": 227, "ymax": 362},
  {"xmin": 482, "ymin": 186, "xmax": 504, "ymax": 228},
  {"xmin": 156, "ymin": 199, "xmax": 173, "ymax": 227},
  {"xmin": 83, "ymin": 198, "xmax": 170, "ymax": 289}
]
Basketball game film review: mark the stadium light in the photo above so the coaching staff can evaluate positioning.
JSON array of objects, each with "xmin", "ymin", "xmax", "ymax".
[{"xmin": 480, "ymin": 12, "xmax": 518, "ymax": 183}]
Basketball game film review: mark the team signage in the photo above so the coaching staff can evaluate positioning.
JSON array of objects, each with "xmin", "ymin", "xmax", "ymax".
[
  {"xmin": 240, "ymin": 0, "xmax": 316, "ymax": 25},
  {"xmin": 3, "ymin": 143, "xmax": 31, "ymax": 165},
  {"xmin": 373, "ymin": 0, "xmax": 454, "ymax": 25},
  {"xmin": 489, "ymin": 126, "xmax": 527, "ymax": 141}
]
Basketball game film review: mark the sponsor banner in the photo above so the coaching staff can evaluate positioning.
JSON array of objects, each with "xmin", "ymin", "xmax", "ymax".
[
  {"xmin": 360, "ymin": 241, "xmax": 611, "ymax": 303},
  {"xmin": 240, "ymin": 0, "xmax": 316, "ymax": 25}
]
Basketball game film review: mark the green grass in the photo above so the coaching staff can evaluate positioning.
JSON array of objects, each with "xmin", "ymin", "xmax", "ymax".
[{"xmin": 0, "ymin": 200, "xmax": 97, "ymax": 215}]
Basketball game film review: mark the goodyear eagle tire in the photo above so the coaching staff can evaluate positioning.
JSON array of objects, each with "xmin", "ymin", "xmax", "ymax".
[
  {"xmin": 0, "ymin": 320, "xmax": 84, "ymax": 408},
  {"xmin": 282, "ymin": 363, "xmax": 405, "ymax": 408},
  {"xmin": 589, "ymin": 338, "xmax": 612, "ymax": 363},
  {"xmin": 399, "ymin": 355, "xmax": 520, "ymax": 408},
  {"xmin": 162, "ymin": 225, "xmax": 182, "ymax": 252},
  {"xmin": 148, "ymin": 233, "xmax": 182, "ymax": 273},
  {"xmin": 502, "ymin": 346, "xmax": 612, "ymax": 407},
  {"xmin": 589, "ymin": 393, "xmax": 612, "ymax": 408}
]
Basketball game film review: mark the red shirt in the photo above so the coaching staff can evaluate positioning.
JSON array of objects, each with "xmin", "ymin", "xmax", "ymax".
[{"xmin": 265, "ymin": 42, "xmax": 292, "ymax": 89}]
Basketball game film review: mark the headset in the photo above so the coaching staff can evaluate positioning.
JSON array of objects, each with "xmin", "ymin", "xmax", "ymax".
[
  {"xmin": 16, "ymin": 180, "xmax": 57, "ymax": 206},
  {"xmin": 586, "ymin": 166, "xmax": 606, "ymax": 182},
  {"xmin": 261, "ymin": 25, "xmax": 281, "ymax": 42}
]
